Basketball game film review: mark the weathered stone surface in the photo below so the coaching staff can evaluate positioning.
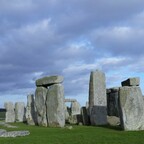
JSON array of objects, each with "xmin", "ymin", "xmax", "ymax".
[
  {"xmin": 36, "ymin": 76, "xmax": 63, "ymax": 87},
  {"xmin": 35, "ymin": 87, "xmax": 48, "ymax": 127},
  {"xmin": 107, "ymin": 116, "xmax": 120, "ymax": 126},
  {"xmin": 0, "ymin": 129, "xmax": 7, "ymax": 135},
  {"xmin": 81, "ymin": 107, "xmax": 90, "ymax": 125},
  {"xmin": 121, "ymin": 77, "xmax": 140, "ymax": 86},
  {"xmin": 107, "ymin": 87, "xmax": 119, "ymax": 117},
  {"xmin": 89, "ymin": 70, "xmax": 107, "ymax": 125},
  {"xmin": 90, "ymin": 106, "xmax": 107, "ymax": 125},
  {"xmin": 64, "ymin": 99, "xmax": 76, "ymax": 102},
  {"xmin": 68, "ymin": 115, "xmax": 82, "ymax": 124},
  {"xmin": 15, "ymin": 102, "xmax": 26, "ymax": 122},
  {"xmin": 64, "ymin": 105, "xmax": 70, "ymax": 122},
  {"xmin": 0, "ymin": 129, "xmax": 30, "ymax": 137},
  {"xmin": 119, "ymin": 86, "xmax": 144, "ymax": 131},
  {"xmin": 25, "ymin": 94, "xmax": 37, "ymax": 125},
  {"xmin": 0, "ymin": 121, "xmax": 18, "ymax": 128},
  {"xmin": 46, "ymin": 84, "xmax": 65, "ymax": 127},
  {"xmin": 71, "ymin": 101, "xmax": 81, "ymax": 115},
  {"xmin": 4, "ymin": 102, "xmax": 15, "ymax": 123}
]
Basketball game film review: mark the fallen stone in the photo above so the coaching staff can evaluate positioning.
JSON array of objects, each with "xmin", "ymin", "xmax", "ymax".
[
  {"xmin": 119, "ymin": 86, "xmax": 144, "ymax": 131},
  {"xmin": 35, "ymin": 87, "xmax": 48, "ymax": 127},
  {"xmin": 65, "ymin": 126, "xmax": 73, "ymax": 130},
  {"xmin": 36, "ymin": 76, "xmax": 63, "ymax": 87},
  {"xmin": 46, "ymin": 84, "xmax": 65, "ymax": 127},
  {"xmin": 0, "ymin": 122, "xmax": 18, "ymax": 128},
  {"xmin": 0, "ymin": 129, "xmax": 30, "ymax": 137},
  {"xmin": 107, "ymin": 116, "xmax": 120, "ymax": 126},
  {"xmin": 121, "ymin": 77, "xmax": 140, "ymax": 86},
  {"xmin": 0, "ymin": 129, "xmax": 7, "ymax": 135}
]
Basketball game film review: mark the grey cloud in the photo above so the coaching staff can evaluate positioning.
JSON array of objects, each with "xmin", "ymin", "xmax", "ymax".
[{"xmin": 0, "ymin": 0, "xmax": 144, "ymax": 106}]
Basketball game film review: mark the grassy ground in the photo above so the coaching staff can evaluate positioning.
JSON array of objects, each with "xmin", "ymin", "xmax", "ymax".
[
  {"xmin": 0, "ymin": 123, "xmax": 144, "ymax": 144},
  {"xmin": 0, "ymin": 112, "xmax": 5, "ymax": 120},
  {"xmin": 0, "ymin": 112, "xmax": 5, "ymax": 117}
]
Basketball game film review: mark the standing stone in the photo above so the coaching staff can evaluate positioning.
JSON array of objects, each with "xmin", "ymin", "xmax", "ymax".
[
  {"xmin": 89, "ymin": 70, "xmax": 107, "ymax": 125},
  {"xmin": 15, "ymin": 102, "xmax": 25, "ymax": 122},
  {"xmin": 4, "ymin": 102, "xmax": 15, "ymax": 123},
  {"xmin": 35, "ymin": 87, "xmax": 48, "ymax": 127},
  {"xmin": 67, "ymin": 101, "xmax": 82, "ymax": 125},
  {"xmin": 81, "ymin": 107, "xmax": 90, "ymax": 125},
  {"xmin": 64, "ymin": 105, "xmax": 70, "ymax": 122},
  {"xmin": 71, "ymin": 101, "xmax": 81, "ymax": 115},
  {"xmin": 107, "ymin": 87, "xmax": 119, "ymax": 117},
  {"xmin": 119, "ymin": 86, "xmax": 144, "ymax": 131},
  {"xmin": 121, "ymin": 77, "xmax": 140, "ymax": 86},
  {"xmin": 46, "ymin": 84, "xmax": 65, "ymax": 127},
  {"xmin": 25, "ymin": 94, "xmax": 37, "ymax": 125}
]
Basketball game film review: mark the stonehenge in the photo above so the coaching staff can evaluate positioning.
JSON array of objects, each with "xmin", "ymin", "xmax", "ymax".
[{"xmin": 3, "ymin": 73, "xmax": 144, "ymax": 131}]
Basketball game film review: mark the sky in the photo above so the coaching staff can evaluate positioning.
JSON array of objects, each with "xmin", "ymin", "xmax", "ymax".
[{"xmin": 0, "ymin": 0, "xmax": 144, "ymax": 108}]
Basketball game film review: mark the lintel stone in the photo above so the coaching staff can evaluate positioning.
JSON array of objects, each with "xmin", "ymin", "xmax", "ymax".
[
  {"xmin": 121, "ymin": 77, "xmax": 140, "ymax": 86},
  {"xmin": 36, "ymin": 76, "xmax": 63, "ymax": 87}
]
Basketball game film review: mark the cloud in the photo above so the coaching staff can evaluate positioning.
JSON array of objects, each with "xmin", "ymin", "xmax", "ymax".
[{"xmin": 0, "ymin": 0, "xmax": 144, "ymax": 107}]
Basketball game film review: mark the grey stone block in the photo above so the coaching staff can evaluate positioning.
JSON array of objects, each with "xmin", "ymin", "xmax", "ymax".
[
  {"xmin": 4, "ymin": 102, "xmax": 15, "ymax": 123},
  {"xmin": 15, "ymin": 102, "xmax": 25, "ymax": 122},
  {"xmin": 121, "ymin": 77, "xmax": 140, "ymax": 86},
  {"xmin": 118, "ymin": 86, "xmax": 144, "ymax": 131},
  {"xmin": 36, "ymin": 76, "xmax": 63, "ymax": 87},
  {"xmin": 46, "ymin": 84, "xmax": 65, "ymax": 127},
  {"xmin": 89, "ymin": 70, "xmax": 107, "ymax": 125},
  {"xmin": 35, "ymin": 87, "xmax": 48, "ymax": 127}
]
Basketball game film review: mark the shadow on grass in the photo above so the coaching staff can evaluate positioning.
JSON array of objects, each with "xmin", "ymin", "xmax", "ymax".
[{"xmin": 96, "ymin": 124, "xmax": 122, "ymax": 131}]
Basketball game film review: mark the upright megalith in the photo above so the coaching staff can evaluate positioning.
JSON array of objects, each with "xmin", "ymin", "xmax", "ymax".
[
  {"xmin": 81, "ymin": 107, "xmax": 90, "ymax": 125},
  {"xmin": 35, "ymin": 87, "xmax": 48, "ymax": 127},
  {"xmin": 25, "ymin": 94, "xmax": 37, "ymax": 125},
  {"xmin": 4, "ymin": 102, "xmax": 15, "ymax": 123},
  {"xmin": 89, "ymin": 70, "xmax": 107, "ymax": 125},
  {"xmin": 15, "ymin": 102, "xmax": 26, "ymax": 122},
  {"xmin": 107, "ymin": 87, "xmax": 119, "ymax": 117},
  {"xmin": 119, "ymin": 84, "xmax": 144, "ymax": 131},
  {"xmin": 46, "ymin": 84, "xmax": 65, "ymax": 127},
  {"xmin": 71, "ymin": 101, "xmax": 81, "ymax": 115}
]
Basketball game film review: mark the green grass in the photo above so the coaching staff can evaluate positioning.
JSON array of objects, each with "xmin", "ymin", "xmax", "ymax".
[
  {"xmin": 0, "ymin": 112, "xmax": 5, "ymax": 120},
  {"xmin": 0, "ymin": 123, "xmax": 144, "ymax": 144}
]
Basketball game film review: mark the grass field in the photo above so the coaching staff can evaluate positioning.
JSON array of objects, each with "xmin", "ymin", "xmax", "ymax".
[
  {"xmin": 0, "ymin": 123, "xmax": 144, "ymax": 144},
  {"xmin": 0, "ymin": 112, "xmax": 5, "ymax": 120}
]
